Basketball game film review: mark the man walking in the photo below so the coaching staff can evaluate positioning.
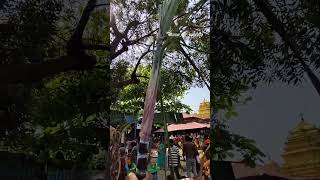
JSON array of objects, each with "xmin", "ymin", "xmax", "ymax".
[
  {"xmin": 169, "ymin": 139, "xmax": 181, "ymax": 179},
  {"xmin": 183, "ymin": 136, "xmax": 199, "ymax": 179}
]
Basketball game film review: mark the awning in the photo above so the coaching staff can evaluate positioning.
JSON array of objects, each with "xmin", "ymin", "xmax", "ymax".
[{"xmin": 154, "ymin": 122, "xmax": 210, "ymax": 133}]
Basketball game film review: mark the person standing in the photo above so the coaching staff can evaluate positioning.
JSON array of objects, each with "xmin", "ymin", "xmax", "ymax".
[
  {"xmin": 119, "ymin": 144, "xmax": 126, "ymax": 180},
  {"xmin": 126, "ymin": 154, "xmax": 137, "ymax": 175},
  {"xmin": 148, "ymin": 157, "xmax": 160, "ymax": 180},
  {"xmin": 131, "ymin": 141, "xmax": 138, "ymax": 164},
  {"xmin": 157, "ymin": 142, "xmax": 166, "ymax": 170},
  {"xmin": 183, "ymin": 136, "xmax": 199, "ymax": 179},
  {"xmin": 168, "ymin": 139, "xmax": 181, "ymax": 179},
  {"xmin": 202, "ymin": 152, "xmax": 211, "ymax": 180}
]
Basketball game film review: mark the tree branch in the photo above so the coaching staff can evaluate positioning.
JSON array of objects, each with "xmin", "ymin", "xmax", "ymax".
[
  {"xmin": 180, "ymin": 41, "xmax": 208, "ymax": 53},
  {"xmin": 82, "ymin": 44, "xmax": 110, "ymax": 51},
  {"xmin": 68, "ymin": 0, "xmax": 97, "ymax": 54},
  {"xmin": 131, "ymin": 45, "xmax": 153, "ymax": 76},
  {"xmin": 111, "ymin": 30, "xmax": 156, "ymax": 60},
  {"xmin": 110, "ymin": 41, "xmax": 129, "ymax": 60},
  {"xmin": 110, "ymin": 13, "xmax": 123, "ymax": 53},
  {"xmin": 95, "ymin": 3, "xmax": 109, "ymax": 7},
  {"xmin": 179, "ymin": 45, "xmax": 210, "ymax": 91},
  {"xmin": 253, "ymin": 0, "xmax": 320, "ymax": 96},
  {"xmin": 0, "ymin": 55, "xmax": 96, "ymax": 84},
  {"xmin": 0, "ymin": 0, "xmax": 100, "ymax": 84},
  {"xmin": 111, "ymin": 78, "xmax": 140, "ymax": 89},
  {"xmin": 111, "ymin": 46, "xmax": 153, "ymax": 89},
  {"xmin": 109, "ymin": 0, "xmax": 207, "ymax": 61}
]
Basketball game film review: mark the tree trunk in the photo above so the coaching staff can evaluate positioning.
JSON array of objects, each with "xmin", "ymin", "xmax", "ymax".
[{"xmin": 299, "ymin": 59, "xmax": 320, "ymax": 96}]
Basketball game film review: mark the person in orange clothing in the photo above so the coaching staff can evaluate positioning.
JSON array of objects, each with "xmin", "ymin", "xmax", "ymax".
[{"xmin": 202, "ymin": 151, "xmax": 211, "ymax": 180}]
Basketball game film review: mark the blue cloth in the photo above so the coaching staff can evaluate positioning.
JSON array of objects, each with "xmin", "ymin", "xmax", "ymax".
[
  {"xmin": 124, "ymin": 115, "xmax": 134, "ymax": 123},
  {"xmin": 157, "ymin": 143, "xmax": 166, "ymax": 169},
  {"xmin": 152, "ymin": 173, "xmax": 157, "ymax": 180}
]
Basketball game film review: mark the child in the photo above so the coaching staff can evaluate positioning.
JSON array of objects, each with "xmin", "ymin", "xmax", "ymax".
[
  {"xmin": 147, "ymin": 157, "xmax": 160, "ymax": 180},
  {"xmin": 126, "ymin": 154, "xmax": 137, "ymax": 175}
]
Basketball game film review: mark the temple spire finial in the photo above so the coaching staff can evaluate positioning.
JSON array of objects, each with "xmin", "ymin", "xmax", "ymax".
[{"xmin": 299, "ymin": 113, "xmax": 304, "ymax": 121}]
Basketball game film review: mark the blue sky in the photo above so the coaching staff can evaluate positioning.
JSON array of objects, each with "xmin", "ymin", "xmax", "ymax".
[
  {"xmin": 181, "ymin": 87, "xmax": 210, "ymax": 113},
  {"xmin": 180, "ymin": 81, "xmax": 320, "ymax": 165}
]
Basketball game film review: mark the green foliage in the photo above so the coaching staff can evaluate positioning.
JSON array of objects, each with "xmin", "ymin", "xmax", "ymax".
[
  {"xmin": 0, "ymin": 0, "xmax": 109, "ymax": 169},
  {"xmin": 212, "ymin": 0, "xmax": 320, "ymax": 89},
  {"xmin": 111, "ymin": 65, "xmax": 192, "ymax": 114},
  {"xmin": 209, "ymin": 0, "xmax": 320, "ymax": 166},
  {"xmin": 25, "ymin": 68, "xmax": 109, "ymax": 164},
  {"xmin": 211, "ymin": 120, "xmax": 265, "ymax": 167}
]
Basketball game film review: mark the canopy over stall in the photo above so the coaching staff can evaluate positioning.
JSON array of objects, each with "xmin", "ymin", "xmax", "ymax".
[{"xmin": 154, "ymin": 122, "xmax": 210, "ymax": 133}]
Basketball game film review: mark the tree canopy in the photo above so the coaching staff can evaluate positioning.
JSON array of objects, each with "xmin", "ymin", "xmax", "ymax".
[
  {"xmin": 0, "ymin": 0, "xmax": 109, "ymax": 170},
  {"xmin": 0, "ymin": 0, "xmax": 211, "ymax": 170},
  {"xmin": 211, "ymin": 0, "xmax": 320, "ymax": 98},
  {"xmin": 210, "ymin": 0, "xmax": 320, "ymax": 167}
]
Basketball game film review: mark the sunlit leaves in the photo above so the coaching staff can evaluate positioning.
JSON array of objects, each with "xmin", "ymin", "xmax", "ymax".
[{"xmin": 111, "ymin": 65, "xmax": 191, "ymax": 114}]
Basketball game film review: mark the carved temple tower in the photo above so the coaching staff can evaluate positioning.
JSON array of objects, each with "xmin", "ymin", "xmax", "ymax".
[
  {"xmin": 281, "ymin": 118, "xmax": 320, "ymax": 177},
  {"xmin": 198, "ymin": 99, "xmax": 210, "ymax": 119}
]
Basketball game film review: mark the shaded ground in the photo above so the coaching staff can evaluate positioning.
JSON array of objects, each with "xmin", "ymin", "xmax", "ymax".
[{"xmin": 157, "ymin": 161, "xmax": 205, "ymax": 180}]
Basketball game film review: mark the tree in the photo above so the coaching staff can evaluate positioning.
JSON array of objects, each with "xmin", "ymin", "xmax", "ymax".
[
  {"xmin": 0, "ymin": 0, "xmax": 210, "ymax": 178},
  {"xmin": 209, "ymin": 0, "xmax": 320, "ymax": 168},
  {"xmin": 0, "ymin": 1, "xmax": 111, "ymax": 178},
  {"xmin": 0, "ymin": 0, "xmax": 104, "ymax": 84},
  {"xmin": 110, "ymin": 0, "xmax": 210, "ymax": 91},
  {"xmin": 211, "ymin": 0, "xmax": 320, "ymax": 97},
  {"xmin": 0, "ymin": 0, "xmax": 109, "ymax": 132},
  {"xmin": 109, "ymin": 0, "xmax": 210, "ymax": 175}
]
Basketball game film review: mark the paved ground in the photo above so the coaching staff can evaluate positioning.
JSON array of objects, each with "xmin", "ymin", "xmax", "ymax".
[{"xmin": 157, "ymin": 161, "xmax": 204, "ymax": 180}]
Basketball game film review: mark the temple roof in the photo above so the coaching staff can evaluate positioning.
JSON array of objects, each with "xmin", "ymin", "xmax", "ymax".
[
  {"xmin": 281, "ymin": 118, "xmax": 320, "ymax": 177},
  {"xmin": 198, "ymin": 99, "xmax": 210, "ymax": 119},
  {"xmin": 289, "ymin": 119, "xmax": 317, "ymax": 135},
  {"xmin": 199, "ymin": 99, "xmax": 210, "ymax": 110}
]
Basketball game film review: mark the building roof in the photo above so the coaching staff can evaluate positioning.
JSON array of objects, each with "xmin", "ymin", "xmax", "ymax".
[
  {"xmin": 232, "ymin": 162, "xmax": 289, "ymax": 179},
  {"xmin": 182, "ymin": 113, "xmax": 210, "ymax": 119},
  {"xmin": 182, "ymin": 113, "xmax": 200, "ymax": 118},
  {"xmin": 289, "ymin": 119, "xmax": 317, "ymax": 134},
  {"xmin": 154, "ymin": 122, "xmax": 210, "ymax": 133},
  {"xmin": 231, "ymin": 162, "xmax": 320, "ymax": 180}
]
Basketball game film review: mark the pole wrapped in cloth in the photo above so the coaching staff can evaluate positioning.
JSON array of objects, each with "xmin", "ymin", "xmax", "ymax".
[{"xmin": 136, "ymin": 0, "xmax": 180, "ymax": 178}]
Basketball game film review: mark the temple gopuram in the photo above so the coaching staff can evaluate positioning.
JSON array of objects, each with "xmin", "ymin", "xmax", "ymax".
[
  {"xmin": 198, "ymin": 99, "xmax": 210, "ymax": 119},
  {"xmin": 281, "ymin": 118, "xmax": 320, "ymax": 177},
  {"xmin": 182, "ymin": 99, "xmax": 210, "ymax": 123}
]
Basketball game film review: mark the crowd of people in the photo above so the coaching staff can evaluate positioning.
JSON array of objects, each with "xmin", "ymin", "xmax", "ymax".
[{"xmin": 118, "ymin": 133, "xmax": 211, "ymax": 180}]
